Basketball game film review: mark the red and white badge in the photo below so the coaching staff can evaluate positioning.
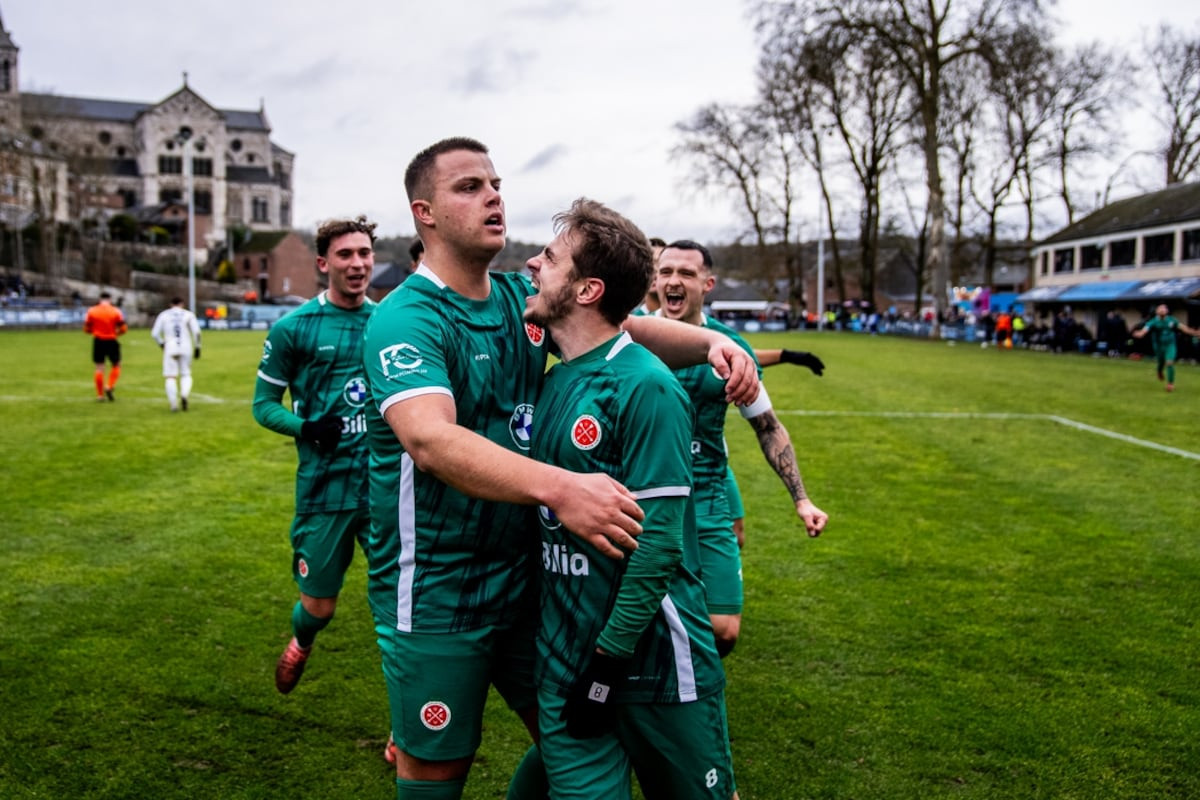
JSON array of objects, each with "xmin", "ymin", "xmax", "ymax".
[
  {"xmin": 420, "ymin": 701, "xmax": 452, "ymax": 731},
  {"xmin": 525, "ymin": 322, "xmax": 545, "ymax": 346},
  {"xmin": 297, "ymin": 558, "xmax": 309, "ymax": 578},
  {"xmin": 572, "ymin": 414, "xmax": 602, "ymax": 450}
]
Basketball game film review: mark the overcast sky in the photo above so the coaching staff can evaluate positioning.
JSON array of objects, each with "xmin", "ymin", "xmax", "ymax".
[{"xmin": 7, "ymin": 1, "xmax": 1198, "ymax": 245}]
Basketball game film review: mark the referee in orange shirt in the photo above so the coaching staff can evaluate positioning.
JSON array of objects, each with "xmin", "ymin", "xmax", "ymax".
[{"xmin": 83, "ymin": 291, "xmax": 127, "ymax": 401}]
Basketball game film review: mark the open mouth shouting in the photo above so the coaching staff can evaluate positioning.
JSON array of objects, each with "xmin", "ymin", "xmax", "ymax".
[{"xmin": 662, "ymin": 288, "xmax": 687, "ymax": 316}]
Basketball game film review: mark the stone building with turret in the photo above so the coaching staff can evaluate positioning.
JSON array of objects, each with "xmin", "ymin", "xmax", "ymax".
[{"xmin": 0, "ymin": 5, "xmax": 293, "ymax": 266}]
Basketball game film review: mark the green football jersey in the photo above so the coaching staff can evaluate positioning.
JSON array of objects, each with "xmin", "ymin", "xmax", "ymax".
[
  {"xmin": 1142, "ymin": 315, "xmax": 1181, "ymax": 352},
  {"xmin": 362, "ymin": 267, "xmax": 549, "ymax": 633},
  {"xmin": 253, "ymin": 293, "xmax": 375, "ymax": 514},
  {"xmin": 533, "ymin": 332, "xmax": 725, "ymax": 704},
  {"xmin": 670, "ymin": 315, "xmax": 762, "ymax": 487}
]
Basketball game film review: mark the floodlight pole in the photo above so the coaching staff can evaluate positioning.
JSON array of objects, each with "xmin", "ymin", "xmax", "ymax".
[
  {"xmin": 177, "ymin": 126, "xmax": 196, "ymax": 313},
  {"xmin": 816, "ymin": 193, "xmax": 825, "ymax": 331}
]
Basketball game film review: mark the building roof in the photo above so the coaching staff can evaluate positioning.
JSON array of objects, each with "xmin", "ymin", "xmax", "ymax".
[
  {"xmin": 240, "ymin": 231, "xmax": 291, "ymax": 253},
  {"xmin": 1040, "ymin": 181, "xmax": 1200, "ymax": 247},
  {"xmin": 0, "ymin": 13, "xmax": 15, "ymax": 49},
  {"xmin": 370, "ymin": 261, "xmax": 412, "ymax": 290},
  {"xmin": 1018, "ymin": 276, "xmax": 1200, "ymax": 303},
  {"xmin": 20, "ymin": 91, "xmax": 270, "ymax": 131},
  {"xmin": 225, "ymin": 109, "xmax": 270, "ymax": 131}
]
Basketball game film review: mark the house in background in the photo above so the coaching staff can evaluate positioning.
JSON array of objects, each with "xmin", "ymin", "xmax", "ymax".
[
  {"xmin": 1023, "ymin": 181, "xmax": 1200, "ymax": 334},
  {"xmin": 235, "ymin": 231, "xmax": 317, "ymax": 301}
]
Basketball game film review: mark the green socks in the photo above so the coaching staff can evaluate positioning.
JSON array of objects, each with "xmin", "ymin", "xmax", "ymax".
[
  {"xmin": 395, "ymin": 777, "xmax": 467, "ymax": 799},
  {"xmin": 291, "ymin": 601, "xmax": 331, "ymax": 649}
]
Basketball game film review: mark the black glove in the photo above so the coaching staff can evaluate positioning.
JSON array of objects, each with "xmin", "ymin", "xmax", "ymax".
[
  {"xmin": 300, "ymin": 414, "xmax": 343, "ymax": 451},
  {"xmin": 780, "ymin": 349, "xmax": 825, "ymax": 376},
  {"xmin": 193, "ymin": 348, "xmax": 201, "ymax": 359},
  {"xmin": 562, "ymin": 651, "xmax": 627, "ymax": 739}
]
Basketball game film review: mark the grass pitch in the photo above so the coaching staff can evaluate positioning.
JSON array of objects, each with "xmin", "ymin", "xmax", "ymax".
[{"xmin": 0, "ymin": 328, "xmax": 1197, "ymax": 798}]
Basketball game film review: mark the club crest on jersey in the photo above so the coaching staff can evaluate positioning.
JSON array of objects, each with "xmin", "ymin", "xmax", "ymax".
[
  {"xmin": 420, "ymin": 701, "xmax": 451, "ymax": 731},
  {"xmin": 537, "ymin": 504, "xmax": 561, "ymax": 530},
  {"xmin": 525, "ymin": 322, "xmax": 546, "ymax": 347},
  {"xmin": 261, "ymin": 340, "xmax": 272, "ymax": 362},
  {"xmin": 572, "ymin": 414, "xmax": 601, "ymax": 450},
  {"xmin": 379, "ymin": 343, "xmax": 423, "ymax": 378},
  {"xmin": 343, "ymin": 377, "xmax": 369, "ymax": 407},
  {"xmin": 509, "ymin": 403, "xmax": 534, "ymax": 451},
  {"xmin": 297, "ymin": 558, "xmax": 309, "ymax": 578}
]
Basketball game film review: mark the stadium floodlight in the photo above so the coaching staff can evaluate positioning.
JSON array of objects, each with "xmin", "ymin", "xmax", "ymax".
[{"xmin": 176, "ymin": 126, "xmax": 197, "ymax": 313}]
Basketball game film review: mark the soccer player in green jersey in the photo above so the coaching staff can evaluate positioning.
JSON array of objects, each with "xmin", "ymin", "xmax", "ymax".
[
  {"xmin": 362, "ymin": 137, "xmax": 759, "ymax": 800},
  {"xmin": 524, "ymin": 198, "xmax": 737, "ymax": 799},
  {"xmin": 657, "ymin": 240, "xmax": 828, "ymax": 657},
  {"xmin": 1132, "ymin": 304, "xmax": 1200, "ymax": 392},
  {"xmin": 252, "ymin": 216, "xmax": 377, "ymax": 694}
]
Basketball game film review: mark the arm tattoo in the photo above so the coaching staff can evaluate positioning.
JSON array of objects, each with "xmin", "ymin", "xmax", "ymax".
[{"xmin": 747, "ymin": 411, "xmax": 807, "ymax": 503}]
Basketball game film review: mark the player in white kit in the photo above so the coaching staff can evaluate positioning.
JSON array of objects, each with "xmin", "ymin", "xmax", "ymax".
[{"xmin": 151, "ymin": 296, "xmax": 202, "ymax": 412}]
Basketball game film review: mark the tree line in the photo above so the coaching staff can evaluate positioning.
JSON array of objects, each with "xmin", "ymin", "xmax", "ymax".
[{"xmin": 672, "ymin": 0, "xmax": 1200, "ymax": 329}]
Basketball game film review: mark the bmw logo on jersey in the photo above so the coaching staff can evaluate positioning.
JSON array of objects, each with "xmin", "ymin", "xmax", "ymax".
[
  {"xmin": 510, "ymin": 403, "xmax": 534, "ymax": 451},
  {"xmin": 343, "ymin": 377, "xmax": 369, "ymax": 407}
]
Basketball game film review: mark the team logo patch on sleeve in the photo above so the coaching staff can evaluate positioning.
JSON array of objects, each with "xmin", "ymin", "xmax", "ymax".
[
  {"xmin": 297, "ymin": 558, "xmax": 309, "ymax": 578},
  {"xmin": 420, "ymin": 701, "xmax": 452, "ymax": 731},
  {"xmin": 572, "ymin": 415, "xmax": 601, "ymax": 450},
  {"xmin": 261, "ymin": 340, "xmax": 272, "ymax": 362},
  {"xmin": 509, "ymin": 403, "xmax": 534, "ymax": 450},
  {"xmin": 379, "ymin": 343, "xmax": 423, "ymax": 378},
  {"xmin": 525, "ymin": 323, "xmax": 545, "ymax": 346}
]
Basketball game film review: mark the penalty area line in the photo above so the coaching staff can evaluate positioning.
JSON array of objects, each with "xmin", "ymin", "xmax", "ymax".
[{"xmin": 774, "ymin": 409, "xmax": 1200, "ymax": 462}]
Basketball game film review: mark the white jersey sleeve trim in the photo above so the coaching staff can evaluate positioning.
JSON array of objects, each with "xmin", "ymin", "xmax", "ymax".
[
  {"xmin": 378, "ymin": 385, "xmax": 454, "ymax": 415},
  {"xmin": 633, "ymin": 485, "xmax": 691, "ymax": 500},
  {"xmin": 738, "ymin": 382, "xmax": 772, "ymax": 419},
  {"xmin": 256, "ymin": 369, "xmax": 289, "ymax": 388},
  {"xmin": 605, "ymin": 331, "xmax": 635, "ymax": 361}
]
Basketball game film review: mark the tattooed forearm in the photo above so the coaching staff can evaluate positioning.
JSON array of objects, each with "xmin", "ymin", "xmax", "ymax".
[{"xmin": 747, "ymin": 411, "xmax": 808, "ymax": 502}]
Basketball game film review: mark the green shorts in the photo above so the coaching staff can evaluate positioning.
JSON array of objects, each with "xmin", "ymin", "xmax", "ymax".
[
  {"xmin": 724, "ymin": 466, "xmax": 744, "ymax": 520},
  {"xmin": 289, "ymin": 508, "xmax": 369, "ymax": 599},
  {"xmin": 694, "ymin": 487, "xmax": 743, "ymax": 615},
  {"xmin": 1154, "ymin": 343, "xmax": 1178, "ymax": 364},
  {"xmin": 377, "ymin": 619, "xmax": 537, "ymax": 761},
  {"xmin": 537, "ymin": 687, "xmax": 736, "ymax": 800}
]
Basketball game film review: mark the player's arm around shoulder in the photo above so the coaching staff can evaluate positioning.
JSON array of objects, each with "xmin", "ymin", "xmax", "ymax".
[
  {"xmin": 382, "ymin": 392, "xmax": 644, "ymax": 559},
  {"xmin": 622, "ymin": 314, "xmax": 758, "ymax": 405}
]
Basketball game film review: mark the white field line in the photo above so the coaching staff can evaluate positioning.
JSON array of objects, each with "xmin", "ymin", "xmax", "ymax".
[{"xmin": 773, "ymin": 409, "xmax": 1200, "ymax": 462}]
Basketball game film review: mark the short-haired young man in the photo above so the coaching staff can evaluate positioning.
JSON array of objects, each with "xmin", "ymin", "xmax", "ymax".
[
  {"xmin": 523, "ymin": 198, "xmax": 737, "ymax": 799},
  {"xmin": 656, "ymin": 239, "xmax": 828, "ymax": 656},
  {"xmin": 150, "ymin": 296, "xmax": 201, "ymax": 412},
  {"xmin": 1132, "ymin": 303, "xmax": 1200, "ymax": 392},
  {"xmin": 362, "ymin": 137, "xmax": 759, "ymax": 800},
  {"xmin": 84, "ymin": 291, "xmax": 127, "ymax": 401},
  {"xmin": 252, "ymin": 215, "xmax": 377, "ymax": 692}
]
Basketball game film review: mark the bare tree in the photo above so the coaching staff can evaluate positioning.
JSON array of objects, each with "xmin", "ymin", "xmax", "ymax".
[
  {"xmin": 776, "ymin": 0, "xmax": 1046, "ymax": 333},
  {"xmin": 1145, "ymin": 23, "xmax": 1200, "ymax": 185},
  {"xmin": 671, "ymin": 102, "xmax": 806, "ymax": 303},
  {"xmin": 758, "ymin": 14, "xmax": 912, "ymax": 307},
  {"xmin": 1046, "ymin": 42, "xmax": 1131, "ymax": 225},
  {"xmin": 966, "ymin": 23, "xmax": 1057, "ymax": 286}
]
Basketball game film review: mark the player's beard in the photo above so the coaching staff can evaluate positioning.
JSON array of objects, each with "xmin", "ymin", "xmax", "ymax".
[{"xmin": 526, "ymin": 283, "xmax": 575, "ymax": 328}]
